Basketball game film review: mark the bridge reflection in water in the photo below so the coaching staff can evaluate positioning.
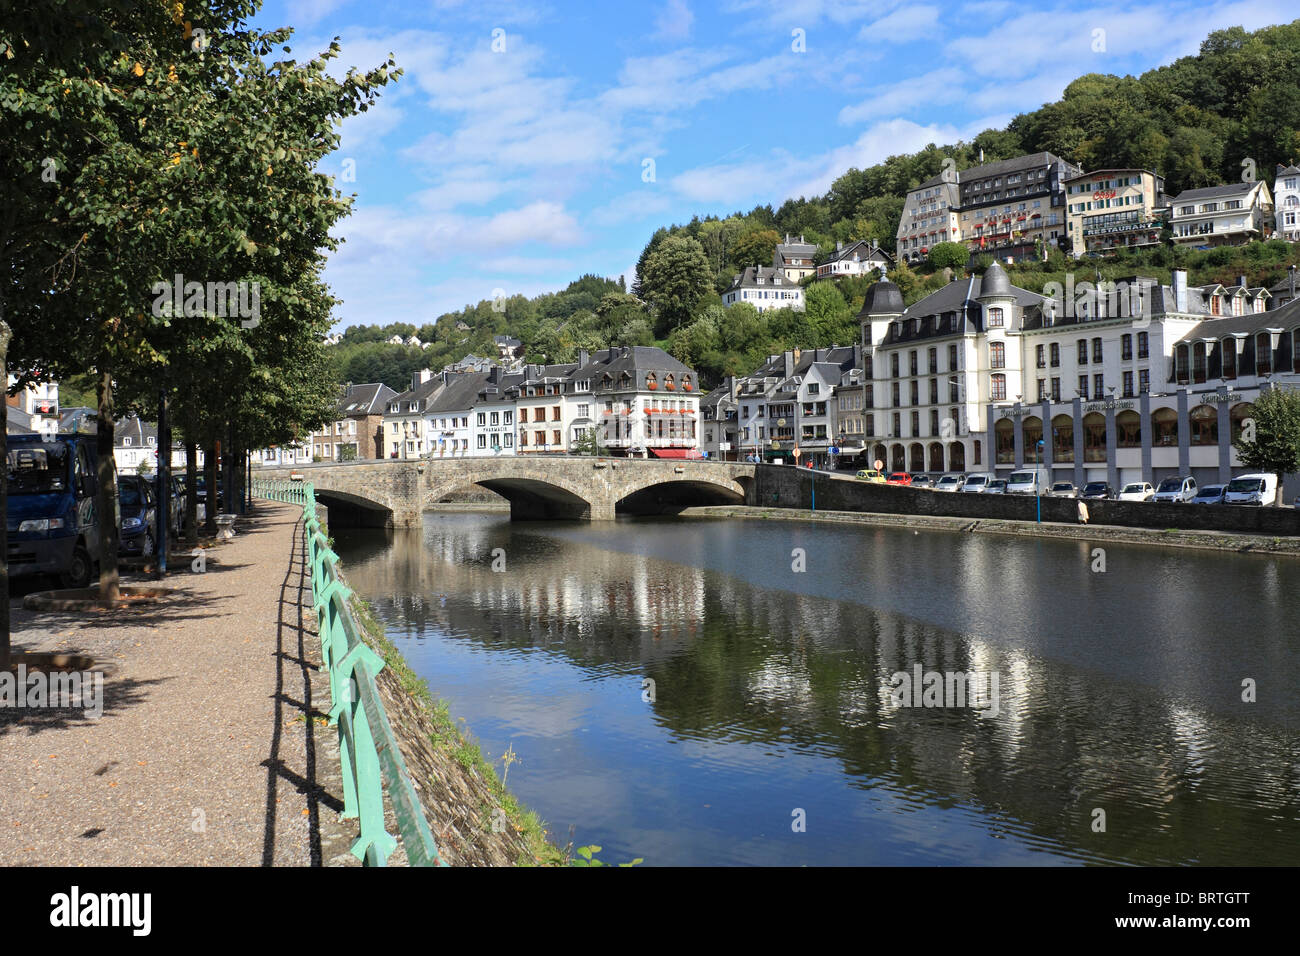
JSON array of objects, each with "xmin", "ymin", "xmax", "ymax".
[{"xmin": 333, "ymin": 511, "xmax": 1300, "ymax": 867}]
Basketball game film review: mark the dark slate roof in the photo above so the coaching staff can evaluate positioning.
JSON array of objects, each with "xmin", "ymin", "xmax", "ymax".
[
  {"xmin": 427, "ymin": 370, "xmax": 492, "ymax": 412},
  {"xmin": 958, "ymin": 151, "xmax": 1078, "ymax": 181},
  {"xmin": 7, "ymin": 407, "xmax": 35, "ymax": 434},
  {"xmin": 389, "ymin": 375, "xmax": 446, "ymax": 410},
  {"xmin": 859, "ymin": 280, "xmax": 904, "ymax": 317},
  {"xmin": 114, "ymin": 414, "xmax": 158, "ymax": 447},
  {"xmin": 728, "ymin": 265, "xmax": 800, "ymax": 290},
  {"xmin": 574, "ymin": 346, "xmax": 693, "ymax": 381},
  {"xmin": 522, "ymin": 362, "xmax": 578, "ymax": 385},
  {"xmin": 1170, "ymin": 181, "xmax": 1261, "ymax": 203},
  {"xmin": 825, "ymin": 240, "xmax": 894, "ymax": 265},
  {"xmin": 775, "ymin": 235, "xmax": 818, "ymax": 258},
  {"xmin": 881, "ymin": 274, "xmax": 1044, "ymax": 344},
  {"xmin": 494, "ymin": 335, "xmax": 522, "ymax": 346},
  {"xmin": 1275, "ymin": 164, "xmax": 1300, "ymax": 177},
  {"xmin": 1268, "ymin": 273, "xmax": 1298, "ymax": 293},
  {"xmin": 981, "ymin": 260, "xmax": 1012, "ymax": 297},
  {"xmin": 1177, "ymin": 296, "xmax": 1300, "ymax": 342},
  {"xmin": 339, "ymin": 382, "xmax": 397, "ymax": 417},
  {"xmin": 477, "ymin": 370, "xmax": 527, "ymax": 402}
]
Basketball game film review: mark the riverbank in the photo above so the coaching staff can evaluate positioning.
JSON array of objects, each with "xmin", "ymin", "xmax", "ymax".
[
  {"xmin": 345, "ymin": 593, "xmax": 564, "ymax": 866},
  {"xmin": 679, "ymin": 505, "xmax": 1300, "ymax": 556}
]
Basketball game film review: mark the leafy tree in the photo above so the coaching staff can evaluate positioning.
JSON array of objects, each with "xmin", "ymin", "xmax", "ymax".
[
  {"xmin": 730, "ymin": 228, "xmax": 781, "ymax": 270},
  {"xmin": 640, "ymin": 235, "xmax": 713, "ymax": 335},
  {"xmin": 1233, "ymin": 388, "xmax": 1300, "ymax": 505},
  {"xmin": 927, "ymin": 242, "xmax": 970, "ymax": 270}
]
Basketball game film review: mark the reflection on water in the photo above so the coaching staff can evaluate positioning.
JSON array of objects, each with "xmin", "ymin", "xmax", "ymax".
[{"xmin": 333, "ymin": 511, "xmax": 1300, "ymax": 866}]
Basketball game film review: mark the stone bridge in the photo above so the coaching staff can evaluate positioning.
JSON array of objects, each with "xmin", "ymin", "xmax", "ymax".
[{"xmin": 257, "ymin": 456, "xmax": 757, "ymax": 526}]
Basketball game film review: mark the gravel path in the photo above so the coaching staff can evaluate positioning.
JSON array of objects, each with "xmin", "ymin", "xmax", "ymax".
[{"xmin": 0, "ymin": 503, "xmax": 357, "ymax": 866}]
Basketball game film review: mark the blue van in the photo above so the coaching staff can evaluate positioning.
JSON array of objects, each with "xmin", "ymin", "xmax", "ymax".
[{"xmin": 7, "ymin": 433, "xmax": 105, "ymax": 588}]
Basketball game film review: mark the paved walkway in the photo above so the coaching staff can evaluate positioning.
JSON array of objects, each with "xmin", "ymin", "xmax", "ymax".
[{"xmin": 0, "ymin": 503, "xmax": 356, "ymax": 865}]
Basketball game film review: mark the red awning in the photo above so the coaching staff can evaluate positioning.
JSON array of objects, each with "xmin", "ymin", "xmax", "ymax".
[{"xmin": 650, "ymin": 448, "xmax": 702, "ymax": 459}]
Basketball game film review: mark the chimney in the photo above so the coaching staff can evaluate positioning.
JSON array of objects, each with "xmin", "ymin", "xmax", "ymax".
[
  {"xmin": 836, "ymin": 240, "xmax": 843, "ymax": 252},
  {"xmin": 489, "ymin": 366, "xmax": 501, "ymax": 385},
  {"xmin": 784, "ymin": 351, "xmax": 794, "ymax": 378},
  {"xmin": 412, "ymin": 368, "xmax": 432, "ymax": 390},
  {"xmin": 578, "ymin": 348, "xmax": 589, "ymax": 367},
  {"xmin": 1290, "ymin": 264, "xmax": 1296, "ymax": 304},
  {"xmin": 1172, "ymin": 270, "xmax": 1188, "ymax": 313}
]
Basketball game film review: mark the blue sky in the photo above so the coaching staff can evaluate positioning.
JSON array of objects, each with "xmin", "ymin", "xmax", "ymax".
[{"xmin": 251, "ymin": 0, "xmax": 1296, "ymax": 331}]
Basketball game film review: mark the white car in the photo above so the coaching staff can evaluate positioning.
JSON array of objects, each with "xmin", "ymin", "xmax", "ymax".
[
  {"xmin": 1224, "ymin": 473, "xmax": 1277, "ymax": 506},
  {"xmin": 1006, "ymin": 470, "xmax": 1040, "ymax": 495},
  {"xmin": 1117, "ymin": 482, "xmax": 1154, "ymax": 502},
  {"xmin": 934, "ymin": 474, "xmax": 965, "ymax": 493},
  {"xmin": 1152, "ymin": 475, "xmax": 1197, "ymax": 504},
  {"xmin": 960, "ymin": 473, "xmax": 995, "ymax": 493}
]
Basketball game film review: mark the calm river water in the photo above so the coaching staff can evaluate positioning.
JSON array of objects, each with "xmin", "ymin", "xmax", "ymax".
[{"xmin": 332, "ymin": 510, "xmax": 1299, "ymax": 866}]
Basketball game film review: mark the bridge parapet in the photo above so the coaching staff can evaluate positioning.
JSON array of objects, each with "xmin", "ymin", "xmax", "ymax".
[{"xmin": 257, "ymin": 456, "xmax": 757, "ymax": 524}]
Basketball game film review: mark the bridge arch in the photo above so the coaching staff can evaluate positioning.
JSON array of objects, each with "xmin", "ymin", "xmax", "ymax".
[{"xmin": 613, "ymin": 469, "xmax": 748, "ymax": 515}]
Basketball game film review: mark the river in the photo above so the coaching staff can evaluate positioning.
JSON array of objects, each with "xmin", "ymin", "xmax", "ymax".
[{"xmin": 331, "ymin": 509, "xmax": 1300, "ymax": 866}]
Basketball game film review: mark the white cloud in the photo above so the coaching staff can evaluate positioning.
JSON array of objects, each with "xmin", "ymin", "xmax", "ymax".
[
  {"xmin": 861, "ymin": 5, "xmax": 940, "ymax": 44},
  {"xmin": 654, "ymin": 0, "xmax": 695, "ymax": 41},
  {"xmin": 839, "ymin": 67, "xmax": 965, "ymax": 124},
  {"xmin": 286, "ymin": 0, "xmax": 351, "ymax": 25}
]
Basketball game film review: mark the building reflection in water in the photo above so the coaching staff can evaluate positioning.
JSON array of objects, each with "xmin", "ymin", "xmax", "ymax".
[{"xmin": 333, "ymin": 511, "xmax": 1300, "ymax": 867}]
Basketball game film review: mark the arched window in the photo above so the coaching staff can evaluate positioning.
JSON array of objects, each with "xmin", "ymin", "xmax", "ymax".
[
  {"xmin": 1222, "ymin": 338, "xmax": 1238, "ymax": 380},
  {"xmin": 1153, "ymin": 407, "xmax": 1178, "ymax": 446},
  {"xmin": 1192, "ymin": 342, "xmax": 1207, "ymax": 383},
  {"xmin": 987, "ymin": 307, "xmax": 1004, "ymax": 328},
  {"xmin": 1190, "ymin": 405, "xmax": 1218, "ymax": 446},
  {"xmin": 1174, "ymin": 344, "xmax": 1190, "ymax": 384},
  {"xmin": 1052, "ymin": 414, "xmax": 1074, "ymax": 463},
  {"xmin": 995, "ymin": 418, "xmax": 1015, "ymax": 463},
  {"xmin": 1083, "ymin": 412, "xmax": 1106, "ymax": 462},
  {"xmin": 1116, "ymin": 410, "xmax": 1141, "ymax": 448},
  {"xmin": 990, "ymin": 342, "xmax": 1006, "ymax": 369},
  {"xmin": 1022, "ymin": 416, "xmax": 1043, "ymax": 461},
  {"xmin": 1255, "ymin": 332, "xmax": 1273, "ymax": 375},
  {"xmin": 990, "ymin": 373, "xmax": 1006, "ymax": 400}
]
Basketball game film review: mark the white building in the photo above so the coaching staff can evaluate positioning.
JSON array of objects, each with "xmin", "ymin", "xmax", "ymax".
[
  {"xmin": 1275, "ymin": 164, "xmax": 1300, "ymax": 241},
  {"xmin": 1169, "ymin": 180, "xmax": 1273, "ymax": 247},
  {"xmin": 815, "ymin": 240, "xmax": 893, "ymax": 279},
  {"xmin": 772, "ymin": 234, "xmax": 819, "ymax": 282},
  {"xmin": 896, "ymin": 166, "xmax": 962, "ymax": 265},
  {"xmin": 5, "ymin": 376, "xmax": 60, "ymax": 437},
  {"xmin": 722, "ymin": 265, "xmax": 805, "ymax": 313},
  {"xmin": 472, "ymin": 368, "xmax": 523, "ymax": 455}
]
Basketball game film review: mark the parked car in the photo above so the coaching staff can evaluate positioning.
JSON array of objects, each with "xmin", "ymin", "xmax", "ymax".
[
  {"xmin": 1080, "ymin": 481, "xmax": 1114, "ymax": 500},
  {"xmin": 1047, "ymin": 481, "xmax": 1077, "ymax": 498},
  {"xmin": 855, "ymin": 469, "xmax": 886, "ymax": 483},
  {"xmin": 985, "ymin": 479, "xmax": 1008, "ymax": 495},
  {"xmin": 7, "ymin": 433, "xmax": 105, "ymax": 588},
  {"xmin": 1006, "ymin": 470, "xmax": 1040, "ymax": 495},
  {"xmin": 934, "ymin": 474, "xmax": 965, "ymax": 493},
  {"xmin": 118, "ymin": 474, "xmax": 158, "ymax": 557},
  {"xmin": 1190, "ymin": 484, "xmax": 1226, "ymax": 505},
  {"xmin": 1152, "ymin": 475, "xmax": 1198, "ymax": 504},
  {"xmin": 885, "ymin": 471, "xmax": 913, "ymax": 485},
  {"xmin": 910, "ymin": 474, "xmax": 935, "ymax": 489},
  {"xmin": 960, "ymin": 473, "xmax": 994, "ymax": 493},
  {"xmin": 1117, "ymin": 482, "xmax": 1155, "ymax": 502},
  {"xmin": 1224, "ymin": 473, "xmax": 1277, "ymax": 506}
]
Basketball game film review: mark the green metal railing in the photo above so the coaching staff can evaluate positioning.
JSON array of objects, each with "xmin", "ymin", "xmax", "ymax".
[{"xmin": 254, "ymin": 478, "xmax": 445, "ymax": 867}]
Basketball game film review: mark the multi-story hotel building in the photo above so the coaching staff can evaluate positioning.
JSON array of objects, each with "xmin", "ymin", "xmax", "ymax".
[
  {"xmin": 956, "ymin": 152, "xmax": 1082, "ymax": 261},
  {"xmin": 1064, "ymin": 169, "xmax": 1167, "ymax": 256},
  {"xmin": 896, "ymin": 166, "xmax": 961, "ymax": 264}
]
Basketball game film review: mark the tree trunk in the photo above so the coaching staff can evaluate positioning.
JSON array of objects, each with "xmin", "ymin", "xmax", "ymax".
[
  {"xmin": 185, "ymin": 441, "xmax": 198, "ymax": 545},
  {"xmin": 0, "ymin": 318, "xmax": 11, "ymax": 671},
  {"xmin": 95, "ymin": 369, "xmax": 120, "ymax": 603},
  {"xmin": 203, "ymin": 440, "xmax": 218, "ymax": 536}
]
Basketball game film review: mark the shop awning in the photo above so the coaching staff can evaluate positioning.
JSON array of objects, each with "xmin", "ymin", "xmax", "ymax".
[{"xmin": 649, "ymin": 448, "xmax": 702, "ymax": 459}]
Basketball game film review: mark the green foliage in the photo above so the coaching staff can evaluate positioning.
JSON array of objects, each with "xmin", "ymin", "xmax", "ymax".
[
  {"xmin": 927, "ymin": 242, "xmax": 970, "ymax": 270},
  {"xmin": 1232, "ymin": 388, "xmax": 1300, "ymax": 497},
  {"xmin": 730, "ymin": 228, "xmax": 781, "ymax": 270},
  {"xmin": 640, "ymin": 235, "xmax": 713, "ymax": 335},
  {"xmin": 569, "ymin": 845, "xmax": 644, "ymax": 867}
]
